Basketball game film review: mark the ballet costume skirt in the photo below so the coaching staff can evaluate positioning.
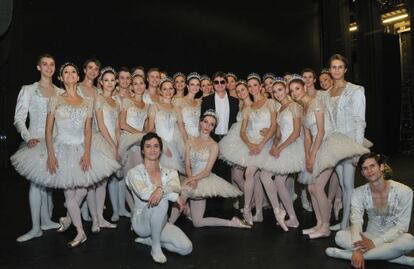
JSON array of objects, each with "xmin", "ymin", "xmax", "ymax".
[
  {"xmin": 218, "ymin": 110, "xmax": 244, "ymax": 166},
  {"xmin": 10, "ymin": 95, "xmax": 120, "ymax": 189},
  {"xmin": 185, "ymin": 144, "xmax": 242, "ymax": 199},
  {"xmin": 262, "ymin": 102, "xmax": 305, "ymax": 175},
  {"xmin": 118, "ymin": 98, "xmax": 148, "ymax": 159},
  {"xmin": 91, "ymin": 95, "xmax": 121, "ymax": 159},
  {"xmin": 150, "ymin": 104, "xmax": 185, "ymax": 174},
  {"xmin": 218, "ymin": 99, "xmax": 277, "ymax": 169},
  {"xmin": 298, "ymin": 98, "xmax": 369, "ymax": 184}
]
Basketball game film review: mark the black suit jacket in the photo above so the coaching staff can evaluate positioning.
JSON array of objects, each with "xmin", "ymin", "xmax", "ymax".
[{"xmin": 200, "ymin": 92, "xmax": 239, "ymax": 141}]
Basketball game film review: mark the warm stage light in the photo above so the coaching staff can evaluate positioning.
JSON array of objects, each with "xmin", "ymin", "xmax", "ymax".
[
  {"xmin": 349, "ymin": 25, "xmax": 358, "ymax": 32},
  {"xmin": 382, "ymin": 13, "xmax": 408, "ymax": 24}
]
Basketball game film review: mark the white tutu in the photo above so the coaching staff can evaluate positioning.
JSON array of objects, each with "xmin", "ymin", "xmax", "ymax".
[
  {"xmin": 185, "ymin": 173, "xmax": 242, "ymax": 199},
  {"xmin": 262, "ymin": 140, "xmax": 305, "ymax": 175},
  {"xmin": 298, "ymin": 132, "xmax": 369, "ymax": 184},
  {"xmin": 118, "ymin": 132, "xmax": 144, "ymax": 159},
  {"xmin": 160, "ymin": 140, "xmax": 185, "ymax": 174},
  {"xmin": 10, "ymin": 140, "xmax": 120, "ymax": 189},
  {"xmin": 219, "ymin": 122, "xmax": 272, "ymax": 169},
  {"xmin": 92, "ymin": 132, "xmax": 116, "ymax": 158}
]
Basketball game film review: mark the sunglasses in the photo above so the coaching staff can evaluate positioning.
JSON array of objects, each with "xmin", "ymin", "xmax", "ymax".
[{"xmin": 214, "ymin": 80, "xmax": 226, "ymax": 85}]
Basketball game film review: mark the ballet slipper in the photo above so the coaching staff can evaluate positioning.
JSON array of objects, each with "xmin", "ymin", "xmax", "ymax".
[
  {"xmin": 301, "ymin": 189, "xmax": 313, "ymax": 212},
  {"xmin": 68, "ymin": 231, "xmax": 87, "ymax": 248},
  {"xmin": 99, "ymin": 219, "xmax": 117, "ymax": 229},
  {"xmin": 274, "ymin": 208, "xmax": 288, "ymax": 232},
  {"xmin": 302, "ymin": 223, "xmax": 321, "ymax": 235},
  {"xmin": 41, "ymin": 221, "xmax": 60, "ymax": 230},
  {"xmin": 230, "ymin": 217, "xmax": 252, "ymax": 229},
  {"xmin": 111, "ymin": 214, "xmax": 119, "ymax": 222},
  {"xmin": 389, "ymin": 256, "xmax": 414, "ymax": 266},
  {"xmin": 16, "ymin": 229, "xmax": 43, "ymax": 242},
  {"xmin": 151, "ymin": 248, "xmax": 167, "ymax": 264},
  {"xmin": 91, "ymin": 221, "xmax": 100, "ymax": 233},
  {"xmin": 57, "ymin": 217, "xmax": 71, "ymax": 233},
  {"xmin": 329, "ymin": 223, "xmax": 341, "ymax": 231},
  {"xmin": 135, "ymin": 237, "xmax": 152, "ymax": 245},
  {"xmin": 119, "ymin": 210, "xmax": 131, "ymax": 218},
  {"xmin": 307, "ymin": 225, "xmax": 331, "ymax": 239}
]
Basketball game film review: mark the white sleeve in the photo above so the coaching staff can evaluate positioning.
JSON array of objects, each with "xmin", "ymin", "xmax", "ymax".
[
  {"xmin": 14, "ymin": 86, "xmax": 32, "ymax": 142},
  {"xmin": 163, "ymin": 169, "xmax": 181, "ymax": 202},
  {"xmin": 352, "ymin": 87, "xmax": 366, "ymax": 145},
  {"xmin": 126, "ymin": 168, "xmax": 153, "ymax": 201}
]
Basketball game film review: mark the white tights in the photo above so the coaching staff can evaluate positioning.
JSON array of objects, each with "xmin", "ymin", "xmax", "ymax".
[
  {"xmin": 244, "ymin": 166, "xmax": 263, "ymax": 213},
  {"xmin": 327, "ymin": 230, "xmax": 414, "ymax": 266},
  {"xmin": 335, "ymin": 159, "xmax": 355, "ymax": 229},
  {"xmin": 274, "ymin": 174, "xmax": 298, "ymax": 222},
  {"xmin": 16, "ymin": 183, "xmax": 59, "ymax": 242},
  {"xmin": 133, "ymin": 198, "xmax": 192, "ymax": 262},
  {"xmin": 64, "ymin": 188, "xmax": 87, "ymax": 238},
  {"xmin": 307, "ymin": 169, "xmax": 332, "ymax": 230}
]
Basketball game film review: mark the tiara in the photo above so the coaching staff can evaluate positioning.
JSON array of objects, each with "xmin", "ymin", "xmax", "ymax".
[
  {"xmin": 159, "ymin": 76, "xmax": 173, "ymax": 86},
  {"xmin": 99, "ymin": 66, "xmax": 116, "ymax": 81},
  {"xmin": 288, "ymin": 73, "xmax": 305, "ymax": 84},
  {"xmin": 273, "ymin": 76, "xmax": 286, "ymax": 85},
  {"xmin": 320, "ymin": 68, "xmax": 330, "ymax": 74},
  {"xmin": 187, "ymin": 72, "xmax": 201, "ymax": 82},
  {"xmin": 226, "ymin": 72, "xmax": 238, "ymax": 80},
  {"xmin": 203, "ymin": 109, "xmax": 218, "ymax": 122},
  {"xmin": 132, "ymin": 69, "xmax": 145, "ymax": 78},
  {"xmin": 262, "ymin": 73, "xmax": 276, "ymax": 81},
  {"xmin": 59, "ymin": 62, "xmax": 79, "ymax": 77},
  {"xmin": 200, "ymin": 75, "xmax": 211, "ymax": 82},
  {"xmin": 173, "ymin": 72, "xmax": 186, "ymax": 81},
  {"xmin": 236, "ymin": 79, "xmax": 247, "ymax": 86},
  {"xmin": 247, "ymin": 72, "xmax": 261, "ymax": 83}
]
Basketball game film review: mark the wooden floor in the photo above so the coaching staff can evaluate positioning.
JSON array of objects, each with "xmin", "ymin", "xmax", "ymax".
[{"xmin": 1, "ymin": 153, "xmax": 413, "ymax": 269}]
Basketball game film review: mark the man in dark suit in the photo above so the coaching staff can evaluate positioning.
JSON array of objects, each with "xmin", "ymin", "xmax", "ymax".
[{"xmin": 200, "ymin": 71, "xmax": 239, "ymax": 143}]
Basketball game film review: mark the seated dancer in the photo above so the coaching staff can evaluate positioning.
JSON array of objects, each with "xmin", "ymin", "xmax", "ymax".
[
  {"xmin": 326, "ymin": 153, "xmax": 414, "ymax": 267},
  {"xmin": 169, "ymin": 110, "xmax": 250, "ymax": 229},
  {"xmin": 126, "ymin": 132, "xmax": 192, "ymax": 264}
]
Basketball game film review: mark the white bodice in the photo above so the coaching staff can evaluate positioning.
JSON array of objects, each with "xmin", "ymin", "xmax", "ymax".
[
  {"xmin": 151, "ymin": 105, "xmax": 181, "ymax": 143},
  {"xmin": 189, "ymin": 145, "xmax": 210, "ymax": 174},
  {"xmin": 14, "ymin": 82, "xmax": 63, "ymax": 141},
  {"xmin": 181, "ymin": 105, "xmax": 200, "ymax": 138},
  {"xmin": 95, "ymin": 95, "xmax": 120, "ymax": 140},
  {"xmin": 143, "ymin": 91, "xmax": 154, "ymax": 105},
  {"xmin": 122, "ymin": 98, "xmax": 148, "ymax": 132},
  {"xmin": 244, "ymin": 99, "xmax": 275, "ymax": 144},
  {"xmin": 350, "ymin": 180, "xmax": 413, "ymax": 246},
  {"xmin": 48, "ymin": 95, "xmax": 93, "ymax": 145},
  {"xmin": 303, "ymin": 98, "xmax": 334, "ymax": 138},
  {"xmin": 277, "ymin": 102, "xmax": 302, "ymax": 142}
]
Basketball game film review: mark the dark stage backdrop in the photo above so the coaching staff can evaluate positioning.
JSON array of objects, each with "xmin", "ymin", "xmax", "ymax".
[{"xmin": 1, "ymin": 0, "xmax": 322, "ymax": 159}]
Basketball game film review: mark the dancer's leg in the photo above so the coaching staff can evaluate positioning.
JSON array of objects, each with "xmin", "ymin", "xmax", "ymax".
[
  {"xmin": 285, "ymin": 175, "xmax": 296, "ymax": 201},
  {"xmin": 108, "ymin": 175, "xmax": 119, "ymax": 221},
  {"xmin": 275, "ymin": 175, "xmax": 299, "ymax": 227},
  {"xmin": 40, "ymin": 186, "xmax": 59, "ymax": 230},
  {"xmin": 169, "ymin": 189, "xmax": 190, "ymax": 224},
  {"xmin": 307, "ymin": 169, "xmax": 332, "ymax": 239},
  {"xmin": 16, "ymin": 183, "xmax": 42, "ymax": 242},
  {"xmin": 46, "ymin": 189, "xmax": 54, "ymax": 218},
  {"xmin": 243, "ymin": 166, "xmax": 258, "ymax": 224},
  {"xmin": 253, "ymin": 172, "xmax": 264, "ymax": 221},
  {"xmin": 95, "ymin": 179, "xmax": 116, "ymax": 228},
  {"xmin": 338, "ymin": 160, "xmax": 355, "ymax": 229},
  {"xmin": 64, "ymin": 188, "xmax": 87, "ymax": 243},
  {"xmin": 190, "ymin": 199, "xmax": 240, "ymax": 227}
]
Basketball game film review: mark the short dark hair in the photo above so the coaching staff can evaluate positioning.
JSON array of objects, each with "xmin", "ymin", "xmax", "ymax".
[
  {"xmin": 140, "ymin": 132, "xmax": 163, "ymax": 158},
  {"xmin": 117, "ymin": 66, "xmax": 131, "ymax": 79},
  {"xmin": 357, "ymin": 152, "xmax": 393, "ymax": 179},
  {"xmin": 212, "ymin": 71, "xmax": 227, "ymax": 82},
  {"xmin": 83, "ymin": 58, "xmax": 101, "ymax": 69},
  {"xmin": 147, "ymin": 67, "xmax": 160, "ymax": 78},
  {"xmin": 37, "ymin": 53, "xmax": 54, "ymax": 65}
]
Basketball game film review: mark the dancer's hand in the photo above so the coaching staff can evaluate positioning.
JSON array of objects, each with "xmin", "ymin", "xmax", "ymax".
[
  {"xmin": 148, "ymin": 186, "xmax": 163, "ymax": 207},
  {"xmin": 260, "ymin": 128, "xmax": 269, "ymax": 137},
  {"xmin": 176, "ymin": 196, "xmax": 186, "ymax": 213},
  {"xmin": 47, "ymin": 154, "xmax": 58, "ymax": 174},
  {"xmin": 270, "ymin": 146, "xmax": 281, "ymax": 158},
  {"xmin": 354, "ymin": 233, "xmax": 375, "ymax": 253},
  {"xmin": 80, "ymin": 153, "xmax": 91, "ymax": 171},
  {"xmin": 165, "ymin": 147, "xmax": 172, "ymax": 158},
  {"xmin": 185, "ymin": 178, "xmax": 198, "ymax": 189},
  {"xmin": 27, "ymin": 138, "xmax": 40, "ymax": 148},
  {"xmin": 351, "ymin": 250, "xmax": 365, "ymax": 269}
]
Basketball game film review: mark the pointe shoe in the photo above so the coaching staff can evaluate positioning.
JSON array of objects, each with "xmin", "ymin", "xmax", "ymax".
[
  {"xmin": 274, "ymin": 208, "xmax": 288, "ymax": 232},
  {"xmin": 285, "ymin": 218, "xmax": 300, "ymax": 228},
  {"xmin": 16, "ymin": 229, "xmax": 43, "ymax": 242},
  {"xmin": 41, "ymin": 221, "xmax": 61, "ymax": 231},
  {"xmin": 329, "ymin": 223, "xmax": 341, "ymax": 231},
  {"xmin": 243, "ymin": 208, "xmax": 253, "ymax": 226},
  {"xmin": 301, "ymin": 190, "xmax": 313, "ymax": 212},
  {"xmin": 307, "ymin": 227, "xmax": 331, "ymax": 239},
  {"xmin": 151, "ymin": 249, "xmax": 167, "ymax": 264},
  {"xmin": 119, "ymin": 210, "xmax": 131, "ymax": 218},
  {"xmin": 57, "ymin": 217, "xmax": 71, "ymax": 232},
  {"xmin": 333, "ymin": 198, "xmax": 342, "ymax": 221},
  {"xmin": 135, "ymin": 237, "xmax": 152, "ymax": 245},
  {"xmin": 231, "ymin": 217, "xmax": 252, "ymax": 229},
  {"xmin": 111, "ymin": 214, "xmax": 119, "ymax": 222},
  {"xmin": 253, "ymin": 210, "xmax": 263, "ymax": 222},
  {"xmin": 99, "ymin": 219, "xmax": 117, "ymax": 229},
  {"xmin": 91, "ymin": 221, "xmax": 100, "ymax": 233},
  {"xmin": 302, "ymin": 225, "xmax": 320, "ymax": 235},
  {"xmin": 68, "ymin": 233, "xmax": 87, "ymax": 248}
]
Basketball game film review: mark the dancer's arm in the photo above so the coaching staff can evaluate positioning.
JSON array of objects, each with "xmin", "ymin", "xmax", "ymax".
[
  {"xmin": 80, "ymin": 100, "xmax": 93, "ymax": 171},
  {"xmin": 273, "ymin": 104, "xmax": 302, "ymax": 155},
  {"xmin": 176, "ymin": 107, "xmax": 189, "ymax": 143},
  {"xmin": 14, "ymin": 86, "xmax": 37, "ymax": 144},
  {"xmin": 95, "ymin": 96, "xmax": 117, "ymax": 153}
]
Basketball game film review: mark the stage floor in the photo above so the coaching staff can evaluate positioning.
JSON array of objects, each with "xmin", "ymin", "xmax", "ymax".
[{"xmin": 1, "ymin": 153, "xmax": 413, "ymax": 269}]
